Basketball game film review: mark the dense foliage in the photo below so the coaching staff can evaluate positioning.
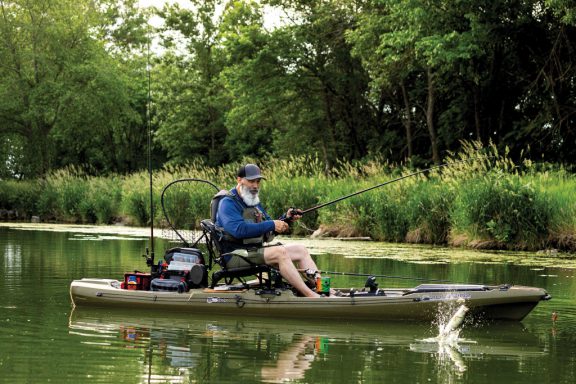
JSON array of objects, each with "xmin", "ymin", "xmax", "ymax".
[
  {"xmin": 1, "ymin": 0, "xmax": 575, "ymax": 178},
  {"xmin": 1, "ymin": 147, "xmax": 575, "ymax": 251}
]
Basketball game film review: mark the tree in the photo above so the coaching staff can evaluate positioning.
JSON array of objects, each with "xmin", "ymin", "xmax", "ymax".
[
  {"xmin": 349, "ymin": 0, "xmax": 488, "ymax": 164},
  {"xmin": 0, "ymin": 0, "xmax": 149, "ymax": 177},
  {"xmin": 511, "ymin": 0, "xmax": 576, "ymax": 161},
  {"xmin": 221, "ymin": 0, "xmax": 373, "ymax": 166},
  {"xmin": 217, "ymin": 0, "xmax": 277, "ymax": 160},
  {"xmin": 153, "ymin": 0, "xmax": 229, "ymax": 166}
]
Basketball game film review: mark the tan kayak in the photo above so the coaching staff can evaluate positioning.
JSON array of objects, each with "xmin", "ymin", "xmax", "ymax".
[{"xmin": 70, "ymin": 278, "xmax": 550, "ymax": 322}]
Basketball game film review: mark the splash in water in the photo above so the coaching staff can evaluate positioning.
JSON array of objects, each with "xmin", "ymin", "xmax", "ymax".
[
  {"xmin": 421, "ymin": 303, "xmax": 471, "ymax": 345},
  {"xmin": 439, "ymin": 304, "xmax": 469, "ymax": 342},
  {"xmin": 414, "ymin": 303, "xmax": 474, "ymax": 376}
]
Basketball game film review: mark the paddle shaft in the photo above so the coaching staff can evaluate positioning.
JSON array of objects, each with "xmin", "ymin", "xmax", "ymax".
[{"xmin": 299, "ymin": 156, "xmax": 489, "ymax": 216}]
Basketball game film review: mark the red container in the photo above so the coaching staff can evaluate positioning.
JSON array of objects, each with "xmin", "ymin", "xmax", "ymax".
[{"xmin": 123, "ymin": 272, "xmax": 152, "ymax": 291}]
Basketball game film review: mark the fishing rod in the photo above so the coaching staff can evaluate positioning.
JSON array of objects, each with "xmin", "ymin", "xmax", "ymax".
[
  {"xmin": 313, "ymin": 270, "xmax": 453, "ymax": 283},
  {"xmin": 302, "ymin": 269, "xmax": 489, "ymax": 285},
  {"xmin": 298, "ymin": 155, "xmax": 491, "ymax": 216},
  {"xmin": 144, "ymin": 24, "xmax": 156, "ymax": 271}
]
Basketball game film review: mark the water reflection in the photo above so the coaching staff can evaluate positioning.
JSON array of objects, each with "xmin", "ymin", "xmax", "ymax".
[
  {"xmin": 410, "ymin": 332, "xmax": 548, "ymax": 384},
  {"xmin": 69, "ymin": 309, "xmax": 330, "ymax": 383},
  {"xmin": 3, "ymin": 242, "xmax": 22, "ymax": 275},
  {"xmin": 2, "ymin": 225, "xmax": 571, "ymax": 384},
  {"xmin": 260, "ymin": 335, "xmax": 316, "ymax": 384},
  {"xmin": 68, "ymin": 308, "xmax": 548, "ymax": 384}
]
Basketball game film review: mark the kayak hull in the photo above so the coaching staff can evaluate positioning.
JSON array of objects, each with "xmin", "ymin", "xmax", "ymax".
[{"xmin": 70, "ymin": 278, "xmax": 549, "ymax": 322}]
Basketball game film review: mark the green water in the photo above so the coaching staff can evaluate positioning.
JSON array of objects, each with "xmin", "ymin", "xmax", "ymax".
[{"xmin": 0, "ymin": 225, "xmax": 575, "ymax": 383}]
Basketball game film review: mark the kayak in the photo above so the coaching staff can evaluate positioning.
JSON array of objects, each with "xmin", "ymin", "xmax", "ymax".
[{"xmin": 69, "ymin": 278, "xmax": 549, "ymax": 322}]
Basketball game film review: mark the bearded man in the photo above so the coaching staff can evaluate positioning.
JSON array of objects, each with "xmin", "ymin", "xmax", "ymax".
[{"xmin": 215, "ymin": 164, "xmax": 322, "ymax": 298}]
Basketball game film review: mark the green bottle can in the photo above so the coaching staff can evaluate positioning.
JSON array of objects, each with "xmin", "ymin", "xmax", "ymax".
[{"xmin": 315, "ymin": 276, "xmax": 331, "ymax": 295}]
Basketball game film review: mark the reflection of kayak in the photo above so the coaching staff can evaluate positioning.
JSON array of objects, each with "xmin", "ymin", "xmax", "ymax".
[
  {"xmin": 68, "ymin": 302, "xmax": 548, "ymax": 384},
  {"xmin": 70, "ymin": 278, "xmax": 549, "ymax": 321},
  {"xmin": 68, "ymin": 307, "xmax": 546, "ymax": 359},
  {"xmin": 409, "ymin": 340, "xmax": 546, "ymax": 358}
]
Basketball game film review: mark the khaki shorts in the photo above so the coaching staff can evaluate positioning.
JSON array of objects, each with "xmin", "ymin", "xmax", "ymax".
[{"xmin": 224, "ymin": 247, "xmax": 266, "ymax": 268}]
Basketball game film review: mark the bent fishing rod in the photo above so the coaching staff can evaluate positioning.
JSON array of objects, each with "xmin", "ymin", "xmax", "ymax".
[{"xmin": 296, "ymin": 155, "xmax": 491, "ymax": 216}]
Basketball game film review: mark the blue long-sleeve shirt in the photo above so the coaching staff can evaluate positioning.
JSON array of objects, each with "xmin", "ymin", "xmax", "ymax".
[{"xmin": 215, "ymin": 188, "xmax": 275, "ymax": 239}]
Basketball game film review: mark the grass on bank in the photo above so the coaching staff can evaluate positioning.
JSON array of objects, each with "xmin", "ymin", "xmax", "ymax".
[{"xmin": 0, "ymin": 146, "xmax": 574, "ymax": 252}]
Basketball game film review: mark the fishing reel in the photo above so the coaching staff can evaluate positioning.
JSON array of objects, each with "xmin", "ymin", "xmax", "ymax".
[
  {"xmin": 143, "ymin": 247, "xmax": 157, "ymax": 273},
  {"xmin": 281, "ymin": 207, "xmax": 304, "ymax": 224},
  {"xmin": 365, "ymin": 276, "xmax": 379, "ymax": 294},
  {"xmin": 289, "ymin": 207, "xmax": 304, "ymax": 217},
  {"xmin": 303, "ymin": 269, "xmax": 320, "ymax": 290},
  {"xmin": 304, "ymin": 269, "xmax": 320, "ymax": 280}
]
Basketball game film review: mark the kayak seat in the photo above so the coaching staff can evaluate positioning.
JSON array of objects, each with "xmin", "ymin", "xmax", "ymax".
[{"xmin": 201, "ymin": 219, "xmax": 278, "ymax": 289}]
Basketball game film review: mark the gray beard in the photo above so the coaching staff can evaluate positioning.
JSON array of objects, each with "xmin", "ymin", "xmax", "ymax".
[{"xmin": 239, "ymin": 185, "xmax": 260, "ymax": 206}]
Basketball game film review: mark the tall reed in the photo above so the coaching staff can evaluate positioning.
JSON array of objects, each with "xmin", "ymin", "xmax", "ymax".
[
  {"xmin": 404, "ymin": 179, "xmax": 455, "ymax": 244},
  {"xmin": 0, "ymin": 143, "xmax": 574, "ymax": 252},
  {"xmin": 449, "ymin": 172, "xmax": 551, "ymax": 249},
  {"xmin": 88, "ymin": 177, "xmax": 122, "ymax": 224},
  {"xmin": 523, "ymin": 167, "xmax": 576, "ymax": 249},
  {"xmin": 121, "ymin": 171, "xmax": 153, "ymax": 226},
  {"xmin": 0, "ymin": 179, "xmax": 41, "ymax": 219},
  {"xmin": 43, "ymin": 168, "xmax": 91, "ymax": 223}
]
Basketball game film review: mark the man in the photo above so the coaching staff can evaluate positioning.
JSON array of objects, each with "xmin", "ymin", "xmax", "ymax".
[{"xmin": 215, "ymin": 163, "xmax": 322, "ymax": 298}]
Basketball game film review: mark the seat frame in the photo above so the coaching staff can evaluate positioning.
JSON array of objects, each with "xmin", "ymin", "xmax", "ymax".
[{"xmin": 200, "ymin": 219, "xmax": 281, "ymax": 290}]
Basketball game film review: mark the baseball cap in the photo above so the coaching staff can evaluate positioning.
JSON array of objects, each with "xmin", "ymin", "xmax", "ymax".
[{"xmin": 237, "ymin": 164, "xmax": 266, "ymax": 180}]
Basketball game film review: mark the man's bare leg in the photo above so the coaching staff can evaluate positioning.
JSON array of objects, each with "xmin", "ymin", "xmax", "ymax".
[
  {"xmin": 282, "ymin": 244, "xmax": 318, "ymax": 271},
  {"xmin": 282, "ymin": 244, "xmax": 341, "ymax": 297},
  {"xmin": 264, "ymin": 246, "xmax": 320, "ymax": 298}
]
